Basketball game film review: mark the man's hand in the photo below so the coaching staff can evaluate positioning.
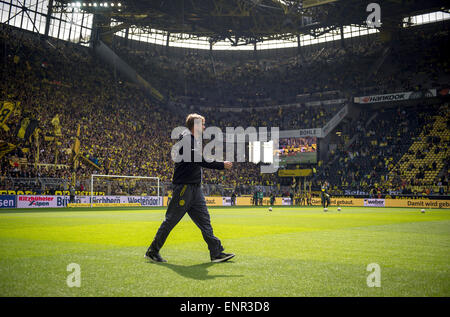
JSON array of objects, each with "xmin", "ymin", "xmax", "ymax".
[{"xmin": 224, "ymin": 161, "xmax": 233, "ymax": 169}]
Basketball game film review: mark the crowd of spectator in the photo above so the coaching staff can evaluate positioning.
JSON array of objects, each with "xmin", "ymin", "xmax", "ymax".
[
  {"xmin": 0, "ymin": 26, "xmax": 278, "ymax": 193},
  {"xmin": 113, "ymin": 26, "xmax": 449, "ymax": 109},
  {"xmin": 1, "ymin": 21, "xmax": 449, "ymax": 197},
  {"xmin": 315, "ymin": 103, "xmax": 449, "ymax": 196},
  {"xmin": 0, "ymin": 26, "xmax": 178, "ymax": 187}
]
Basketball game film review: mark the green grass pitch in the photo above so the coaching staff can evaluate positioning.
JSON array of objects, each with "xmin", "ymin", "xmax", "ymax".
[{"xmin": 0, "ymin": 206, "xmax": 449, "ymax": 297}]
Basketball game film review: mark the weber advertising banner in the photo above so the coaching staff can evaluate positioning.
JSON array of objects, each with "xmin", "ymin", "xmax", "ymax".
[
  {"xmin": 363, "ymin": 199, "xmax": 385, "ymax": 207},
  {"xmin": 354, "ymin": 89, "xmax": 437, "ymax": 104},
  {"xmin": 222, "ymin": 197, "xmax": 232, "ymax": 206}
]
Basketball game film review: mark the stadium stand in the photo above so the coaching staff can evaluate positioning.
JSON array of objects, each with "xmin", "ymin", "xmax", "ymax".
[
  {"xmin": 315, "ymin": 103, "xmax": 448, "ymax": 196},
  {"xmin": 0, "ymin": 26, "xmax": 278, "ymax": 194},
  {"xmin": 389, "ymin": 103, "xmax": 450, "ymax": 193},
  {"xmin": 1, "ymin": 16, "xmax": 449, "ymax": 198}
]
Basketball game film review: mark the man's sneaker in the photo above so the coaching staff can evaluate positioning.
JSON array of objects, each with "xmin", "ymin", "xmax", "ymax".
[
  {"xmin": 211, "ymin": 252, "xmax": 235, "ymax": 263},
  {"xmin": 145, "ymin": 250, "xmax": 167, "ymax": 263}
]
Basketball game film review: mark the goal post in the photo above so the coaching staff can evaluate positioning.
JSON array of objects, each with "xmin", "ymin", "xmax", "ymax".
[{"xmin": 89, "ymin": 174, "xmax": 161, "ymax": 208}]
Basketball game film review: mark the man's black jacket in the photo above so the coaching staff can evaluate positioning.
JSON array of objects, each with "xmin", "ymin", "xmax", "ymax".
[{"xmin": 172, "ymin": 130, "xmax": 224, "ymax": 184}]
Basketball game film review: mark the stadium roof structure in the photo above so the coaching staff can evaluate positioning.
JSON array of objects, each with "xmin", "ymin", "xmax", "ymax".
[{"xmin": 53, "ymin": 0, "xmax": 450, "ymax": 47}]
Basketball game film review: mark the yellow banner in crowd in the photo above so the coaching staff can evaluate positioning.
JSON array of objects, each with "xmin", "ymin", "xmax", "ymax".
[
  {"xmin": 303, "ymin": 0, "xmax": 338, "ymax": 8},
  {"xmin": 0, "ymin": 101, "xmax": 15, "ymax": 126},
  {"xmin": 278, "ymin": 169, "xmax": 313, "ymax": 177},
  {"xmin": 0, "ymin": 141, "xmax": 16, "ymax": 159}
]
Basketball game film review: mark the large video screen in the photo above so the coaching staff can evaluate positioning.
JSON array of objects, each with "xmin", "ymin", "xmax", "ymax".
[{"xmin": 277, "ymin": 137, "xmax": 317, "ymax": 165}]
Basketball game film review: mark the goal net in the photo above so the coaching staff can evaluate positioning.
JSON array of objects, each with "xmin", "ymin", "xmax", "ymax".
[{"xmin": 74, "ymin": 174, "xmax": 162, "ymax": 208}]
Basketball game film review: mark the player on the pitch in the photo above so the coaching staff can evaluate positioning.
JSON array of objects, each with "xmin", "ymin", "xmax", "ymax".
[{"xmin": 321, "ymin": 180, "xmax": 331, "ymax": 212}]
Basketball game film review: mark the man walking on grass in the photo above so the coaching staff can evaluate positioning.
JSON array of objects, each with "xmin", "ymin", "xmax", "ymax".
[{"xmin": 145, "ymin": 113, "xmax": 235, "ymax": 263}]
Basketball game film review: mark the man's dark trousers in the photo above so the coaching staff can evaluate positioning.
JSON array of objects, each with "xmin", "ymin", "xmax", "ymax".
[{"xmin": 149, "ymin": 183, "xmax": 224, "ymax": 258}]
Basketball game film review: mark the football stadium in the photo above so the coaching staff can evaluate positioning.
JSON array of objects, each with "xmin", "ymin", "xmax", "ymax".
[{"xmin": 0, "ymin": 0, "xmax": 449, "ymax": 304}]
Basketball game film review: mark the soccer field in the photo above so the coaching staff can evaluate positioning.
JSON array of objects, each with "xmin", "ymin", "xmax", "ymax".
[{"xmin": 0, "ymin": 206, "xmax": 449, "ymax": 297}]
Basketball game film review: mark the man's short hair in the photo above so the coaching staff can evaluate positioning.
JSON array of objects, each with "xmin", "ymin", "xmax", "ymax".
[{"xmin": 186, "ymin": 113, "xmax": 205, "ymax": 131}]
